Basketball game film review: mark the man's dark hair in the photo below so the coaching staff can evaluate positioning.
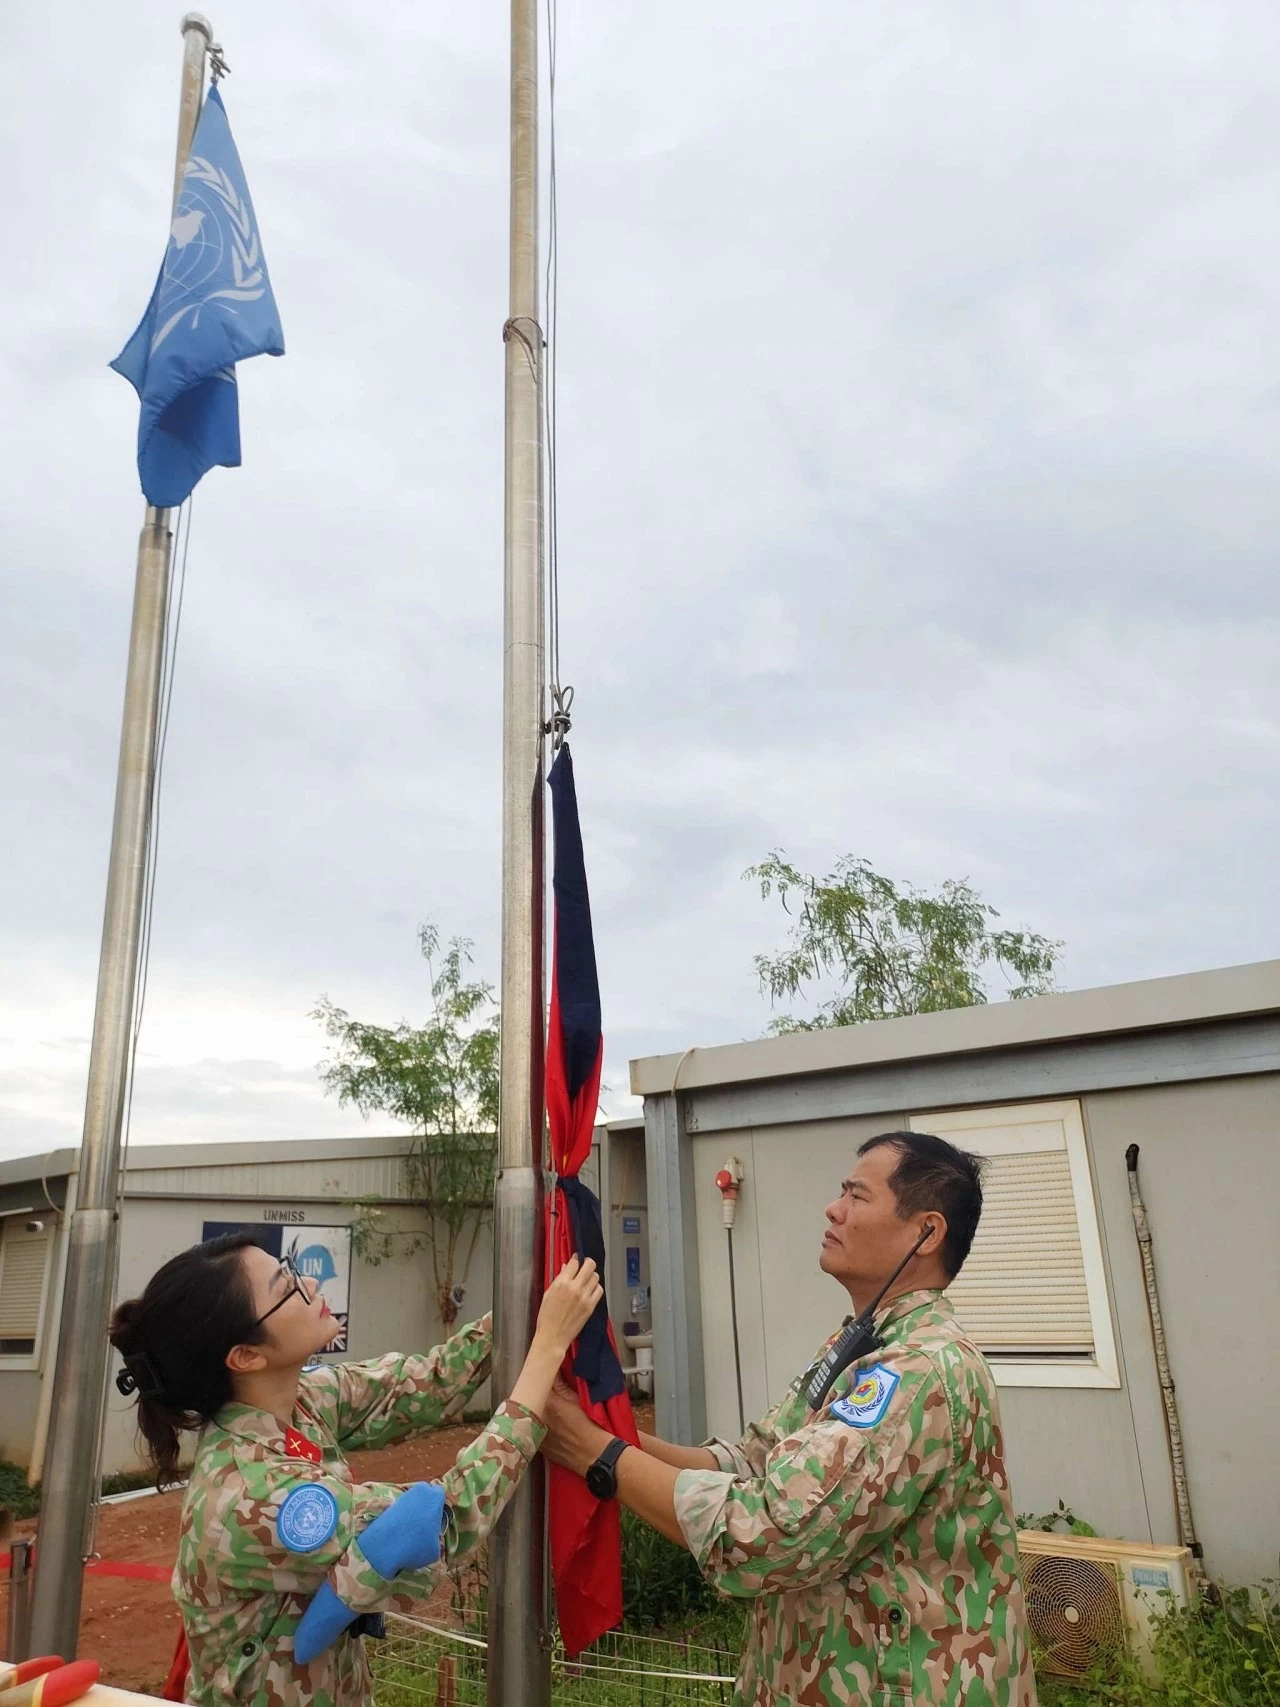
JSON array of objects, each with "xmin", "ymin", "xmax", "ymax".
[{"xmin": 858, "ymin": 1130, "xmax": 985, "ymax": 1282}]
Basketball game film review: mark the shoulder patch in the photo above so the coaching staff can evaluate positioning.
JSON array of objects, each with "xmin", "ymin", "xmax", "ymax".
[
  {"xmin": 285, "ymin": 1426, "xmax": 323, "ymax": 1464},
  {"xmin": 277, "ymin": 1482, "xmax": 339, "ymax": 1552},
  {"xmin": 830, "ymin": 1363, "xmax": 900, "ymax": 1429}
]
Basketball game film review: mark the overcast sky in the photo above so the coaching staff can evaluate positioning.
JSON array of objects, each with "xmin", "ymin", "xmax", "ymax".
[{"xmin": 2, "ymin": 2, "xmax": 1278, "ymax": 1165}]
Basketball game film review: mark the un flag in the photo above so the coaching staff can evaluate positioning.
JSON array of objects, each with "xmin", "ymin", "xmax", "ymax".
[{"xmin": 111, "ymin": 85, "xmax": 284, "ymax": 508}]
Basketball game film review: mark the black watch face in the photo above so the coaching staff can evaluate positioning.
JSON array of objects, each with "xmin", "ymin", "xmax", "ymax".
[{"xmin": 586, "ymin": 1463, "xmax": 614, "ymax": 1500}]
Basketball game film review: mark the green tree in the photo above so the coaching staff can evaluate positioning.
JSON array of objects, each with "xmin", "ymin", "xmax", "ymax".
[
  {"xmin": 313, "ymin": 925, "xmax": 499, "ymax": 1325},
  {"xmin": 746, "ymin": 852, "xmax": 1061, "ymax": 1033}
]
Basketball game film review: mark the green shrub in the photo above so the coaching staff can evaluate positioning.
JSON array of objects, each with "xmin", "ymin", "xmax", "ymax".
[
  {"xmin": 0, "ymin": 1459, "xmax": 174, "ymax": 1520},
  {"xmin": 619, "ymin": 1509, "xmax": 745, "ymax": 1650},
  {"xmin": 0, "ymin": 1459, "xmax": 40, "ymax": 1520},
  {"xmin": 1018, "ymin": 1498, "xmax": 1097, "ymax": 1538}
]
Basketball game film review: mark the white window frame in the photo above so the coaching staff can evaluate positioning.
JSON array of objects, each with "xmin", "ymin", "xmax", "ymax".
[
  {"xmin": 909, "ymin": 1099, "xmax": 1120, "ymax": 1390},
  {"xmin": 0, "ymin": 1212, "xmax": 55, "ymax": 1372}
]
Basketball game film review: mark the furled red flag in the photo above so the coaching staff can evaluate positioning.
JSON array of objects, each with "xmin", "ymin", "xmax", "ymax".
[{"xmin": 545, "ymin": 743, "xmax": 639, "ymax": 1658}]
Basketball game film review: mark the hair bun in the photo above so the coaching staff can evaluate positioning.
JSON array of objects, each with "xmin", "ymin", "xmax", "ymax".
[{"xmin": 109, "ymin": 1296, "xmax": 144, "ymax": 1349}]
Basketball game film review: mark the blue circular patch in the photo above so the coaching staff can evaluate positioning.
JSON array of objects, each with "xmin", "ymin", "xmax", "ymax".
[{"xmin": 278, "ymin": 1483, "xmax": 339, "ymax": 1553}]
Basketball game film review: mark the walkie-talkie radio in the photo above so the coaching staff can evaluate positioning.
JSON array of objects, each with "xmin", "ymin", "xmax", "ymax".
[{"xmin": 804, "ymin": 1223, "xmax": 932, "ymax": 1411}]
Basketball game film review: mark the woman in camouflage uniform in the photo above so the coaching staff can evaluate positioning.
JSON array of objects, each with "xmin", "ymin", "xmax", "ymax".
[{"xmin": 110, "ymin": 1231, "xmax": 600, "ymax": 1707}]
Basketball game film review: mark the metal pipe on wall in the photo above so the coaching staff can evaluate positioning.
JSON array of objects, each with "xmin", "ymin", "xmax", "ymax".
[{"xmin": 1124, "ymin": 1144, "xmax": 1209, "ymax": 1592}]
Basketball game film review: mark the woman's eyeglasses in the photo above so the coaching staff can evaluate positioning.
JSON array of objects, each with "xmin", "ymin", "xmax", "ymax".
[{"xmin": 253, "ymin": 1254, "xmax": 308, "ymax": 1327}]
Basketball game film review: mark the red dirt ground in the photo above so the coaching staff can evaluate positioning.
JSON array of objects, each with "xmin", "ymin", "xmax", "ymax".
[{"xmin": 1, "ymin": 1406, "xmax": 655, "ymax": 1695}]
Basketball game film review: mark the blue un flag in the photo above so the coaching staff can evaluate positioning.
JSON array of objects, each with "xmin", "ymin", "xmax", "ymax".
[{"xmin": 111, "ymin": 84, "xmax": 284, "ymax": 508}]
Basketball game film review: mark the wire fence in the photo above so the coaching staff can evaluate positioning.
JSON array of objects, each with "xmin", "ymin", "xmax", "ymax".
[{"xmin": 372, "ymin": 1607, "xmax": 739, "ymax": 1707}]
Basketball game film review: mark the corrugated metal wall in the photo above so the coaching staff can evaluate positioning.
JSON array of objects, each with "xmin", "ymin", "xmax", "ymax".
[{"xmin": 124, "ymin": 1149, "xmax": 414, "ymax": 1204}]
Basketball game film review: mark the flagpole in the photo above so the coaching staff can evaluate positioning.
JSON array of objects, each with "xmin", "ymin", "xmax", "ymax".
[
  {"xmin": 488, "ymin": 0, "xmax": 550, "ymax": 1696},
  {"xmin": 26, "ymin": 13, "xmax": 213, "ymax": 1662}
]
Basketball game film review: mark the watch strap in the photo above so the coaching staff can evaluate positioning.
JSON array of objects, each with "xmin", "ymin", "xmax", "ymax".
[
  {"xmin": 596, "ymin": 1436, "xmax": 628, "ymax": 1475},
  {"xmin": 587, "ymin": 1435, "xmax": 629, "ymax": 1497}
]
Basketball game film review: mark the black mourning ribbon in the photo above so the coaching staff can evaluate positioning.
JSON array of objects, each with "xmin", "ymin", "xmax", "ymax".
[
  {"xmin": 115, "ymin": 1351, "xmax": 165, "ymax": 1399},
  {"xmin": 558, "ymin": 1176, "xmax": 625, "ymax": 1405}
]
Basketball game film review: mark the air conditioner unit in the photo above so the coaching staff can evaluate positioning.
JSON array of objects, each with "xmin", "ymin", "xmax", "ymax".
[{"xmin": 1017, "ymin": 1531, "xmax": 1194, "ymax": 1678}]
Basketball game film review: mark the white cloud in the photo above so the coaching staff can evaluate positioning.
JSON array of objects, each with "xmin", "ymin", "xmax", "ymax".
[{"xmin": 3, "ymin": 0, "xmax": 1279, "ymax": 1159}]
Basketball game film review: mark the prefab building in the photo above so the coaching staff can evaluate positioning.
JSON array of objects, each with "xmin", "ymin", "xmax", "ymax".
[{"xmin": 628, "ymin": 959, "xmax": 1280, "ymax": 1587}]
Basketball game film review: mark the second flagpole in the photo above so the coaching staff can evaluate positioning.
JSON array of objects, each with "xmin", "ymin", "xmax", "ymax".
[
  {"xmin": 26, "ymin": 12, "xmax": 213, "ymax": 1662},
  {"xmin": 487, "ymin": 0, "xmax": 551, "ymax": 1697}
]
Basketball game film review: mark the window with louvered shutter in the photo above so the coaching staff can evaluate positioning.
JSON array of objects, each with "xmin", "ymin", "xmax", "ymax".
[
  {"xmin": 908, "ymin": 1100, "xmax": 1119, "ymax": 1387},
  {"xmin": 0, "ymin": 1221, "xmax": 51, "ymax": 1355}
]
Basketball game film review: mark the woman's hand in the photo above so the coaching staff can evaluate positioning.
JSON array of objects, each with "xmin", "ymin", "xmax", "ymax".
[
  {"xmin": 532, "ymin": 1256, "xmax": 602, "ymax": 1360},
  {"xmin": 508, "ymin": 1257, "xmax": 602, "ymax": 1420}
]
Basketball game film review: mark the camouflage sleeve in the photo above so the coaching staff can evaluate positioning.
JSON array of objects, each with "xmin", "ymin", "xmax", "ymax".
[
  {"xmin": 674, "ymin": 1359, "xmax": 954, "ymax": 1596},
  {"xmin": 378, "ymin": 1400, "xmax": 546, "ymax": 1613},
  {"xmin": 197, "ymin": 1401, "xmax": 543, "ymax": 1620},
  {"xmin": 704, "ymin": 1397, "xmax": 787, "ymax": 1476},
  {"xmin": 191, "ymin": 1454, "xmax": 417, "ymax": 1606},
  {"xmin": 308, "ymin": 1314, "xmax": 493, "ymax": 1450}
]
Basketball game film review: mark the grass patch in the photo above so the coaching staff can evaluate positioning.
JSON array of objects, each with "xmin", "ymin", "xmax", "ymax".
[
  {"xmin": 619, "ymin": 1511, "xmax": 745, "ymax": 1650},
  {"xmin": 0, "ymin": 1459, "xmax": 40, "ymax": 1520},
  {"xmin": 373, "ymin": 1619, "xmax": 739, "ymax": 1707},
  {"xmin": 0, "ymin": 1459, "xmax": 172, "ymax": 1520},
  {"xmin": 374, "ymin": 1537, "xmax": 1277, "ymax": 1707}
]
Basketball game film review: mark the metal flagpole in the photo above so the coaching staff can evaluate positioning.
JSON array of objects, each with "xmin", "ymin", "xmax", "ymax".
[
  {"xmin": 487, "ymin": 0, "xmax": 550, "ymax": 1697},
  {"xmin": 27, "ymin": 13, "xmax": 213, "ymax": 1662}
]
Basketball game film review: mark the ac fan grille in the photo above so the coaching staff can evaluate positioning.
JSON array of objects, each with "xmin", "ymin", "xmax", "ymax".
[{"xmin": 1022, "ymin": 1552, "xmax": 1126, "ymax": 1678}]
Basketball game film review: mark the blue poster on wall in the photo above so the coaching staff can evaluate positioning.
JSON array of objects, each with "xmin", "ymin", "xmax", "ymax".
[{"xmin": 202, "ymin": 1221, "xmax": 282, "ymax": 1255}]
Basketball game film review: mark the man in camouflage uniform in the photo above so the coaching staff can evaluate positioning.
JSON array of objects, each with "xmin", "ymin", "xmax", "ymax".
[
  {"xmin": 176, "ymin": 1315, "xmax": 543, "ymax": 1707},
  {"xmin": 543, "ymin": 1131, "xmax": 1038, "ymax": 1707}
]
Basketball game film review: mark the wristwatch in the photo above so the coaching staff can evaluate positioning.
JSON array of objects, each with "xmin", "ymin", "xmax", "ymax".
[{"xmin": 585, "ymin": 1437, "xmax": 629, "ymax": 1500}]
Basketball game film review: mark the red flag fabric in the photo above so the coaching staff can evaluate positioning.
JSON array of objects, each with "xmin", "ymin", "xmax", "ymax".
[
  {"xmin": 162, "ymin": 1629, "xmax": 189, "ymax": 1701},
  {"xmin": 545, "ymin": 745, "xmax": 639, "ymax": 1658}
]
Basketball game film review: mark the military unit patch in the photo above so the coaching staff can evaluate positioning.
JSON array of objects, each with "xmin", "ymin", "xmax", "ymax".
[{"xmin": 830, "ymin": 1362, "xmax": 900, "ymax": 1428}]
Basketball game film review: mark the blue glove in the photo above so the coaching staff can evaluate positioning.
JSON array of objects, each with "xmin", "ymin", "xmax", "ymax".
[{"xmin": 294, "ymin": 1481, "xmax": 447, "ymax": 1664}]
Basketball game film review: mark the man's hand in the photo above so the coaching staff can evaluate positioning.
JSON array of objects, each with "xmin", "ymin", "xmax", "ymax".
[{"xmin": 539, "ymin": 1378, "xmax": 612, "ymax": 1476}]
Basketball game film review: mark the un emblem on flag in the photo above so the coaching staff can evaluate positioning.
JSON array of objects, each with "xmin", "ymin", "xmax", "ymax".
[{"xmin": 150, "ymin": 154, "xmax": 267, "ymax": 357}]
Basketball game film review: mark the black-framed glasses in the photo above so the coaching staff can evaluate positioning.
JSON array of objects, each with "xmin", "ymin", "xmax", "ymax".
[{"xmin": 253, "ymin": 1253, "xmax": 308, "ymax": 1327}]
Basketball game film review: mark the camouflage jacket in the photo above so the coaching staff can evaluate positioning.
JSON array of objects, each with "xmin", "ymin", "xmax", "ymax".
[
  {"xmin": 674, "ymin": 1290, "xmax": 1038, "ymax": 1707},
  {"xmin": 175, "ymin": 1315, "xmax": 544, "ymax": 1707}
]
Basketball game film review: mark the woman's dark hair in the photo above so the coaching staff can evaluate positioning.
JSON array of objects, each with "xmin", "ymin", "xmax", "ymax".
[
  {"xmin": 109, "ymin": 1232, "xmax": 266, "ymax": 1487},
  {"xmin": 858, "ymin": 1130, "xmax": 986, "ymax": 1282}
]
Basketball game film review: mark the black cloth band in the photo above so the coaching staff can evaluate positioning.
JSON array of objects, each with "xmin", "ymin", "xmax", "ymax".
[{"xmin": 558, "ymin": 1175, "xmax": 625, "ymax": 1405}]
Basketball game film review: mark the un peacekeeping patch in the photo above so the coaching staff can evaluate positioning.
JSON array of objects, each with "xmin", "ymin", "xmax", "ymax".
[
  {"xmin": 830, "ymin": 1364, "xmax": 900, "ymax": 1429},
  {"xmin": 278, "ymin": 1483, "xmax": 339, "ymax": 1552}
]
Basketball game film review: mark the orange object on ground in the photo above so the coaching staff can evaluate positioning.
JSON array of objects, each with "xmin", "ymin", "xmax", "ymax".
[
  {"xmin": 0, "ymin": 1663, "xmax": 99, "ymax": 1707},
  {"xmin": 0, "ymin": 1661, "xmax": 63, "ymax": 1694}
]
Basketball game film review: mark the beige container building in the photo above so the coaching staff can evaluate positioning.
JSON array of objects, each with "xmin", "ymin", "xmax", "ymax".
[{"xmin": 625, "ymin": 958, "xmax": 1280, "ymax": 1588}]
